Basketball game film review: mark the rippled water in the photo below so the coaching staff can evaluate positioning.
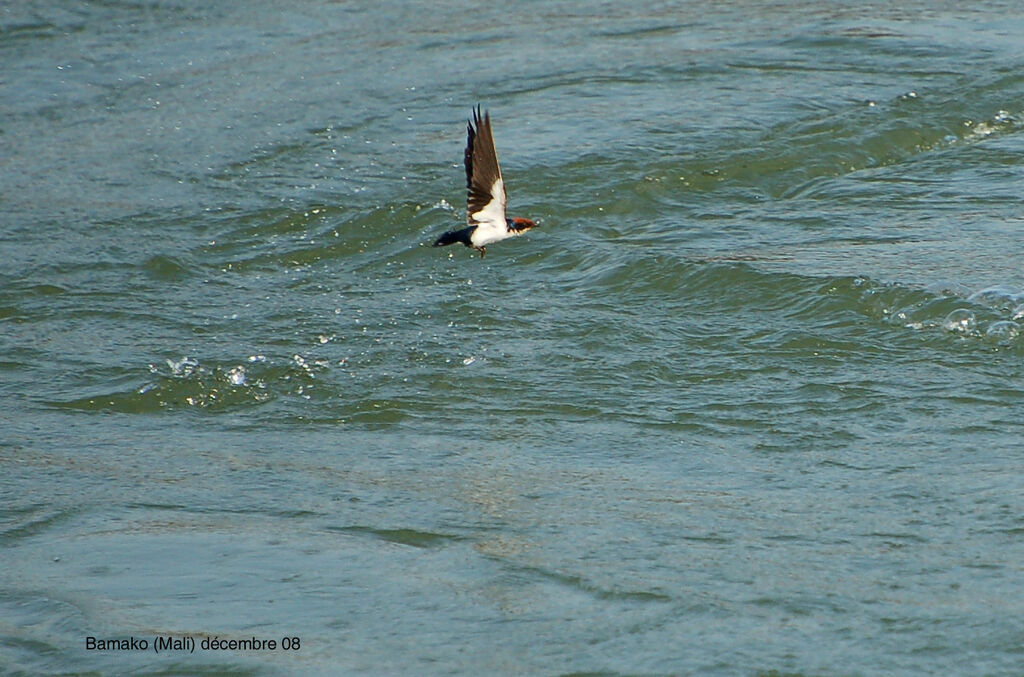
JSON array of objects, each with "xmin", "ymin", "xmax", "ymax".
[{"xmin": 3, "ymin": 2, "xmax": 1024, "ymax": 675}]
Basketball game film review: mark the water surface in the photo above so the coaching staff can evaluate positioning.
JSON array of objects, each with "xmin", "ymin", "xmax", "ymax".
[{"xmin": 3, "ymin": 1, "xmax": 1024, "ymax": 675}]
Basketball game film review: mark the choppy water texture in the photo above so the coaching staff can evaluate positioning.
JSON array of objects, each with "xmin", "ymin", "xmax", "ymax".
[{"xmin": 3, "ymin": 1, "xmax": 1024, "ymax": 675}]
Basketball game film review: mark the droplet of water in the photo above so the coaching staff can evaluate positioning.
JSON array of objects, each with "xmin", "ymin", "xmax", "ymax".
[
  {"xmin": 993, "ymin": 110, "xmax": 1013, "ymax": 124},
  {"xmin": 227, "ymin": 366, "xmax": 246, "ymax": 386},
  {"xmin": 167, "ymin": 356, "xmax": 199, "ymax": 376},
  {"xmin": 942, "ymin": 309, "xmax": 976, "ymax": 333},
  {"xmin": 967, "ymin": 285, "xmax": 1024, "ymax": 311},
  {"xmin": 985, "ymin": 320, "xmax": 1021, "ymax": 344}
]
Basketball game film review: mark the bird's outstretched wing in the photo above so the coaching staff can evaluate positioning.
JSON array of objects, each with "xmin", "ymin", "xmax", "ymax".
[{"xmin": 465, "ymin": 105, "xmax": 507, "ymax": 236}]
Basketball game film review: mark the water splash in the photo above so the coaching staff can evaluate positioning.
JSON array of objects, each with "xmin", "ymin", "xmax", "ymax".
[
  {"xmin": 966, "ymin": 286, "xmax": 1024, "ymax": 312},
  {"xmin": 49, "ymin": 353, "xmax": 333, "ymax": 413},
  {"xmin": 166, "ymin": 356, "xmax": 199, "ymax": 376},
  {"xmin": 984, "ymin": 320, "xmax": 1021, "ymax": 345},
  {"xmin": 227, "ymin": 365, "xmax": 247, "ymax": 386},
  {"xmin": 941, "ymin": 309, "xmax": 976, "ymax": 334}
]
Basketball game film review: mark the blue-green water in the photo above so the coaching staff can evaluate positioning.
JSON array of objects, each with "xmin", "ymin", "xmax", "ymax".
[{"xmin": 3, "ymin": 2, "xmax": 1024, "ymax": 675}]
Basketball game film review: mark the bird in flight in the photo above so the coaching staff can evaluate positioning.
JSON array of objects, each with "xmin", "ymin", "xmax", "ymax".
[{"xmin": 433, "ymin": 106, "xmax": 536, "ymax": 258}]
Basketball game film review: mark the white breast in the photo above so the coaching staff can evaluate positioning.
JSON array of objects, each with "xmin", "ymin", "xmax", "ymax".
[{"xmin": 468, "ymin": 177, "xmax": 510, "ymax": 246}]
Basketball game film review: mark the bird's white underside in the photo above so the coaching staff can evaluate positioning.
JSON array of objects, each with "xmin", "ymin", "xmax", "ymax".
[{"xmin": 468, "ymin": 177, "xmax": 512, "ymax": 247}]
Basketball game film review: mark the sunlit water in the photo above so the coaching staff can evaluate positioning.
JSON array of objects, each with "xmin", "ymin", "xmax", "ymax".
[{"xmin": 3, "ymin": 2, "xmax": 1024, "ymax": 675}]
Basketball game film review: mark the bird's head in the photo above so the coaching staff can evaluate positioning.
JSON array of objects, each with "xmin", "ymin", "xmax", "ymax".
[{"xmin": 509, "ymin": 217, "xmax": 536, "ymax": 232}]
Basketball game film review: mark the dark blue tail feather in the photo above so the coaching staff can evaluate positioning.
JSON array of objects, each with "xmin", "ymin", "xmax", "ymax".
[{"xmin": 433, "ymin": 226, "xmax": 474, "ymax": 248}]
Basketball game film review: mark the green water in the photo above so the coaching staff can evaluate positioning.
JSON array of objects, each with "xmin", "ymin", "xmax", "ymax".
[{"xmin": 3, "ymin": 2, "xmax": 1024, "ymax": 675}]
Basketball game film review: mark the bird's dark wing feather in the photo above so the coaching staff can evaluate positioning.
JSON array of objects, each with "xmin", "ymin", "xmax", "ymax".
[{"xmin": 464, "ymin": 105, "xmax": 506, "ymax": 227}]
